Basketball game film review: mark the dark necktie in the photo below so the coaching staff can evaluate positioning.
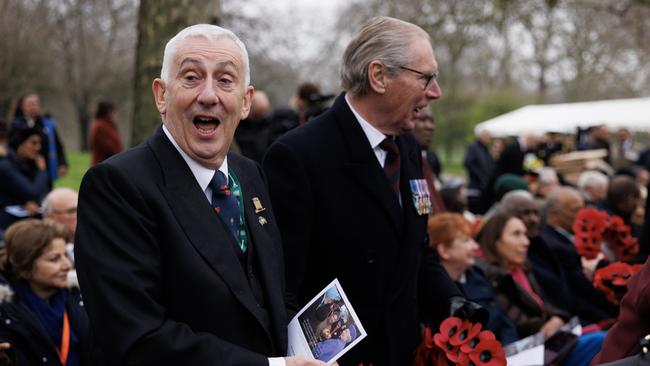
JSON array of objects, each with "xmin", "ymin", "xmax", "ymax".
[
  {"xmin": 380, "ymin": 137, "xmax": 401, "ymax": 197},
  {"xmin": 210, "ymin": 170, "xmax": 241, "ymax": 244}
]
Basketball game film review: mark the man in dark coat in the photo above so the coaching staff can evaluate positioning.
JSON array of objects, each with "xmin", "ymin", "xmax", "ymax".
[
  {"xmin": 74, "ymin": 24, "xmax": 322, "ymax": 366},
  {"xmin": 264, "ymin": 16, "xmax": 465, "ymax": 366},
  {"xmin": 464, "ymin": 129, "xmax": 493, "ymax": 214},
  {"xmin": 540, "ymin": 188, "xmax": 617, "ymax": 324}
]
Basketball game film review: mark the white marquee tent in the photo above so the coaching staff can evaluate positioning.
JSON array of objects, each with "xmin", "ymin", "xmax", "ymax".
[{"xmin": 475, "ymin": 97, "xmax": 650, "ymax": 137}]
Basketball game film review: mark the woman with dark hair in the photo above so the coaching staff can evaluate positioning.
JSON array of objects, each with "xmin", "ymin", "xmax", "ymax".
[
  {"xmin": 0, "ymin": 126, "xmax": 50, "ymax": 233},
  {"xmin": 477, "ymin": 212, "xmax": 605, "ymax": 366},
  {"xmin": 428, "ymin": 213, "xmax": 519, "ymax": 345},
  {"xmin": 477, "ymin": 212, "xmax": 568, "ymax": 338},
  {"xmin": 0, "ymin": 219, "xmax": 94, "ymax": 365},
  {"xmin": 89, "ymin": 99, "xmax": 123, "ymax": 166},
  {"xmin": 11, "ymin": 92, "xmax": 68, "ymax": 184}
]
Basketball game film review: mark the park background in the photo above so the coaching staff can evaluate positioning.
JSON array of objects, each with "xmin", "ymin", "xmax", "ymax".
[{"xmin": 1, "ymin": 0, "xmax": 649, "ymax": 189}]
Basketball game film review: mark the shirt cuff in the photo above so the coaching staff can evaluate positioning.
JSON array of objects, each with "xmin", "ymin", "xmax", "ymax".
[{"xmin": 268, "ymin": 357, "xmax": 287, "ymax": 366}]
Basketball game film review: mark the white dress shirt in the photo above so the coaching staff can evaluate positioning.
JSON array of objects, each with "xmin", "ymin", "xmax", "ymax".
[{"xmin": 345, "ymin": 94, "xmax": 389, "ymax": 167}]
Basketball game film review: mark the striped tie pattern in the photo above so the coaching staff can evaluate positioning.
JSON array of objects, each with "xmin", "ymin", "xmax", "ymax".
[{"xmin": 380, "ymin": 137, "xmax": 401, "ymax": 198}]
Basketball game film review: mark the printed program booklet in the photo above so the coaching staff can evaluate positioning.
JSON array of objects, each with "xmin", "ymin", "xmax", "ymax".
[{"xmin": 287, "ymin": 279, "xmax": 367, "ymax": 365}]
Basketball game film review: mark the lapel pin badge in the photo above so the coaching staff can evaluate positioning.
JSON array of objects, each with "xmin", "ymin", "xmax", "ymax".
[
  {"xmin": 252, "ymin": 197, "xmax": 266, "ymax": 213},
  {"xmin": 258, "ymin": 216, "xmax": 268, "ymax": 226}
]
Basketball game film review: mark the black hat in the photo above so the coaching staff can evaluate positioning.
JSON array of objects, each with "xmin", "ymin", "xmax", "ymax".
[{"xmin": 9, "ymin": 126, "xmax": 41, "ymax": 150}]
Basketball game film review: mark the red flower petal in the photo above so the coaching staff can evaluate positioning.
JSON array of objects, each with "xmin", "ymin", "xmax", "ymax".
[
  {"xmin": 449, "ymin": 321, "xmax": 482, "ymax": 346},
  {"xmin": 467, "ymin": 339, "xmax": 506, "ymax": 366}
]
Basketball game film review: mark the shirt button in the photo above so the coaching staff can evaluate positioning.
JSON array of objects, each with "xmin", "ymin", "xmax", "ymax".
[
  {"xmin": 4, "ymin": 319, "xmax": 10, "ymax": 325},
  {"xmin": 42, "ymin": 357, "xmax": 48, "ymax": 362}
]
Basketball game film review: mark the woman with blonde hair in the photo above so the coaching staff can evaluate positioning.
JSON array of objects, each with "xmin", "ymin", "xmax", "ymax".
[{"xmin": 0, "ymin": 219, "xmax": 94, "ymax": 365}]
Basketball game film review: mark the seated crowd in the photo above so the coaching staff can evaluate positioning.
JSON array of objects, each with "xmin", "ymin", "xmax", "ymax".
[{"xmin": 1, "ymin": 85, "xmax": 650, "ymax": 365}]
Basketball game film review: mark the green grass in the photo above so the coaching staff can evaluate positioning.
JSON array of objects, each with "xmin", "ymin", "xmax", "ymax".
[
  {"xmin": 54, "ymin": 151, "xmax": 90, "ymax": 191},
  {"xmin": 54, "ymin": 150, "xmax": 468, "ymax": 191}
]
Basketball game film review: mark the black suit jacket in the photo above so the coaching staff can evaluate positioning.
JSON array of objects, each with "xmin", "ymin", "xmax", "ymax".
[
  {"xmin": 75, "ymin": 127, "xmax": 288, "ymax": 366},
  {"xmin": 539, "ymin": 225, "xmax": 617, "ymax": 323},
  {"xmin": 263, "ymin": 94, "xmax": 460, "ymax": 366},
  {"xmin": 494, "ymin": 137, "xmax": 525, "ymax": 178}
]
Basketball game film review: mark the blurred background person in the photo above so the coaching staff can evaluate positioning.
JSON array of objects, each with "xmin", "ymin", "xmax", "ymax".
[
  {"xmin": 42, "ymin": 188, "xmax": 78, "ymax": 263},
  {"xmin": 291, "ymin": 81, "xmax": 333, "ymax": 124},
  {"xmin": 10, "ymin": 92, "xmax": 68, "ymax": 185},
  {"xmin": 428, "ymin": 213, "xmax": 518, "ymax": 345},
  {"xmin": 89, "ymin": 100, "xmax": 123, "ymax": 166},
  {"xmin": 536, "ymin": 132, "xmax": 567, "ymax": 165},
  {"xmin": 578, "ymin": 124, "xmax": 611, "ymax": 163},
  {"xmin": 464, "ymin": 129, "xmax": 494, "ymax": 215},
  {"xmin": 498, "ymin": 190, "xmax": 571, "ymax": 314},
  {"xmin": 610, "ymin": 127, "xmax": 639, "ymax": 171},
  {"xmin": 235, "ymin": 90, "xmax": 272, "ymax": 163},
  {"xmin": 540, "ymin": 188, "xmax": 617, "ymax": 323},
  {"xmin": 600, "ymin": 175, "xmax": 641, "ymax": 239},
  {"xmin": 412, "ymin": 107, "xmax": 445, "ymax": 214},
  {"xmin": 476, "ymin": 212, "xmax": 568, "ymax": 339},
  {"xmin": 0, "ymin": 219, "xmax": 93, "ymax": 365},
  {"xmin": 477, "ymin": 212, "xmax": 605, "ymax": 366},
  {"xmin": 440, "ymin": 180, "xmax": 475, "ymax": 224},
  {"xmin": 577, "ymin": 170, "xmax": 609, "ymax": 207},
  {"xmin": 0, "ymin": 127, "xmax": 49, "ymax": 236},
  {"xmin": 534, "ymin": 167, "xmax": 561, "ymax": 199}
]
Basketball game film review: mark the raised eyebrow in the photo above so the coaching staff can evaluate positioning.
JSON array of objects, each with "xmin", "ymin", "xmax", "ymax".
[{"xmin": 178, "ymin": 58, "xmax": 203, "ymax": 71}]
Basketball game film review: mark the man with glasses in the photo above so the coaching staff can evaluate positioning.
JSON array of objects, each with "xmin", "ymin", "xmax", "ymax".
[{"xmin": 264, "ymin": 16, "xmax": 472, "ymax": 365}]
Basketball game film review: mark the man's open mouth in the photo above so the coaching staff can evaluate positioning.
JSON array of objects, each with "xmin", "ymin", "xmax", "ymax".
[{"xmin": 193, "ymin": 116, "xmax": 220, "ymax": 135}]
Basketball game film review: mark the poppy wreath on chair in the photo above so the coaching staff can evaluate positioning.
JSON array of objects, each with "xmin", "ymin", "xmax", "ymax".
[
  {"xmin": 593, "ymin": 262, "xmax": 643, "ymax": 305},
  {"xmin": 604, "ymin": 216, "xmax": 639, "ymax": 261},
  {"xmin": 573, "ymin": 208, "xmax": 639, "ymax": 261},
  {"xmin": 413, "ymin": 317, "xmax": 505, "ymax": 366}
]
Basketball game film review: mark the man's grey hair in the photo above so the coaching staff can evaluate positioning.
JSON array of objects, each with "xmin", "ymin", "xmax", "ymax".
[
  {"xmin": 160, "ymin": 24, "xmax": 250, "ymax": 87},
  {"xmin": 499, "ymin": 190, "xmax": 534, "ymax": 212},
  {"xmin": 577, "ymin": 170, "xmax": 609, "ymax": 191},
  {"xmin": 545, "ymin": 187, "xmax": 580, "ymax": 213},
  {"xmin": 42, "ymin": 187, "xmax": 78, "ymax": 215},
  {"xmin": 340, "ymin": 16, "xmax": 430, "ymax": 98},
  {"xmin": 538, "ymin": 167, "xmax": 559, "ymax": 186}
]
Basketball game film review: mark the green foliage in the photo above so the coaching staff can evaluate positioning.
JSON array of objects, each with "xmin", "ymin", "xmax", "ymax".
[
  {"xmin": 467, "ymin": 89, "xmax": 534, "ymax": 127},
  {"xmin": 54, "ymin": 151, "xmax": 90, "ymax": 191},
  {"xmin": 431, "ymin": 89, "xmax": 532, "ymax": 174}
]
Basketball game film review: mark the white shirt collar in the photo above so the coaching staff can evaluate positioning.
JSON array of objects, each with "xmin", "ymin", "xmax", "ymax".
[
  {"xmin": 345, "ymin": 94, "xmax": 386, "ymax": 150},
  {"xmin": 162, "ymin": 124, "xmax": 228, "ymax": 194}
]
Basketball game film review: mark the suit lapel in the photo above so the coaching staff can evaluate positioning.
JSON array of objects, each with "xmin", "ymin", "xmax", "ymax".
[
  {"xmin": 229, "ymin": 155, "xmax": 287, "ymax": 349},
  {"xmin": 333, "ymin": 95, "xmax": 404, "ymax": 232},
  {"xmin": 148, "ymin": 129, "xmax": 272, "ymax": 336}
]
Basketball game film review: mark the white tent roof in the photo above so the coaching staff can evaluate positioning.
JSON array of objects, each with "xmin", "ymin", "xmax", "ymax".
[{"xmin": 475, "ymin": 97, "xmax": 650, "ymax": 137}]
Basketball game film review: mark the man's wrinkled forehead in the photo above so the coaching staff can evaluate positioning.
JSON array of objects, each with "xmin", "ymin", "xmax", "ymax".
[{"xmin": 512, "ymin": 199, "xmax": 540, "ymax": 215}]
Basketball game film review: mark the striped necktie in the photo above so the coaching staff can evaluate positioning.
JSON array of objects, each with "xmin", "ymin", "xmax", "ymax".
[{"xmin": 380, "ymin": 137, "xmax": 401, "ymax": 199}]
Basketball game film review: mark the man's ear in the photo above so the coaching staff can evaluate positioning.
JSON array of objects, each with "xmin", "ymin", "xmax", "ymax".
[
  {"xmin": 152, "ymin": 79, "xmax": 167, "ymax": 115},
  {"xmin": 239, "ymin": 86, "xmax": 254, "ymax": 120},
  {"xmin": 367, "ymin": 60, "xmax": 387, "ymax": 94}
]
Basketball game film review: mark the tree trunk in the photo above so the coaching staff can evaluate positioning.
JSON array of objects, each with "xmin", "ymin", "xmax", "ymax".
[
  {"xmin": 78, "ymin": 101, "xmax": 90, "ymax": 151},
  {"xmin": 131, "ymin": 0, "xmax": 221, "ymax": 146}
]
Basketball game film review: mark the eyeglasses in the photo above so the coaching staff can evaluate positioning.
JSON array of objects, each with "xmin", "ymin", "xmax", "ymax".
[{"xmin": 399, "ymin": 66, "xmax": 439, "ymax": 90}]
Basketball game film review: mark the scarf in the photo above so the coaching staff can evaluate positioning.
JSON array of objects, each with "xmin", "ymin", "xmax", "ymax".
[{"xmin": 14, "ymin": 280, "xmax": 79, "ymax": 366}]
